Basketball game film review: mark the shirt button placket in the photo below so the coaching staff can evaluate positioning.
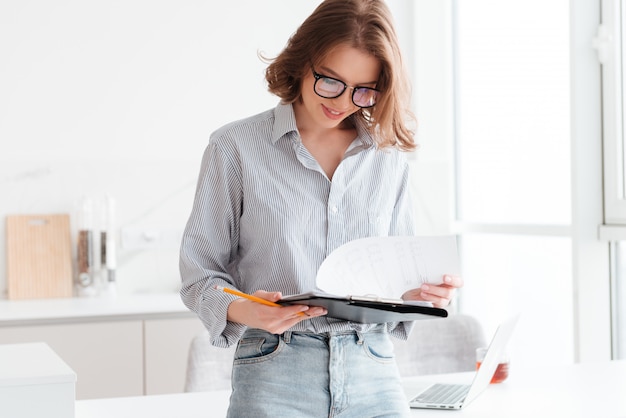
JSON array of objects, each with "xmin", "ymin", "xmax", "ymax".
[{"xmin": 327, "ymin": 168, "xmax": 346, "ymax": 254}]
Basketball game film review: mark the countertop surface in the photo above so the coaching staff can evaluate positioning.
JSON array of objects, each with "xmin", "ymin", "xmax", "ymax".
[
  {"xmin": 0, "ymin": 292, "xmax": 194, "ymax": 326},
  {"xmin": 0, "ymin": 342, "xmax": 76, "ymax": 386},
  {"xmin": 75, "ymin": 361, "xmax": 626, "ymax": 418}
]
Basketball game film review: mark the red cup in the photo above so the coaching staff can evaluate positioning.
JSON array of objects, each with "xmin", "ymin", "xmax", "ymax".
[{"xmin": 476, "ymin": 347, "xmax": 509, "ymax": 384}]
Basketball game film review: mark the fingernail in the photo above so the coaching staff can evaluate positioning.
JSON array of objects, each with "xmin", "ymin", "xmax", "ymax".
[
  {"xmin": 421, "ymin": 284, "xmax": 429, "ymax": 291},
  {"xmin": 444, "ymin": 275, "xmax": 452, "ymax": 283}
]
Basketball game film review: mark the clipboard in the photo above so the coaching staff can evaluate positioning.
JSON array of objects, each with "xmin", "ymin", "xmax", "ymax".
[{"xmin": 277, "ymin": 292, "xmax": 448, "ymax": 323}]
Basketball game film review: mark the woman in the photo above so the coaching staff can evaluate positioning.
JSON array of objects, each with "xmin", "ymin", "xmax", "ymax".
[{"xmin": 180, "ymin": 0, "xmax": 462, "ymax": 416}]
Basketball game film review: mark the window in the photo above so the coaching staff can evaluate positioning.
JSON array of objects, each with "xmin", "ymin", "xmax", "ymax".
[
  {"xmin": 410, "ymin": 0, "xmax": 609, "ymax": 364},
  {"xmin": 452, "ymin": 0, "xmax": 575, "ymax": 367}
]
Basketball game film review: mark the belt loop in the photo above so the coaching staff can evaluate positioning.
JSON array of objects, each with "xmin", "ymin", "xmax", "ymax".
[
  {"xmin": 355, "ymin": 330, "xmax": 364, "ymax": 345},
  {"xmin": 283, "ymin": 331, "xmax": 292, "ymax": 344}
]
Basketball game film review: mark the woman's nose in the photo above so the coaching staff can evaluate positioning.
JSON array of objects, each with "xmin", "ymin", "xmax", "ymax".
[{"xmin": 332, "ymin": 88, "xmax": 354, "ymax": 109}]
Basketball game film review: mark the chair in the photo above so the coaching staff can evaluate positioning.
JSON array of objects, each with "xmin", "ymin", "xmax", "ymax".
[
  {"xmin": 184, "ymin": 314, "xmax": 485, "ymax": 392},
  {"xmin": 392, "ymin": 314, "xmax": 486, "ymax": 376},
  {"xmin": 184, "ymin": 331, "xmax": 237, "ymax": 392}
]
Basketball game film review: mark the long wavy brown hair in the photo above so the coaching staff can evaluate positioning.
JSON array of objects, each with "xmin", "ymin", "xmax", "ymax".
[{"xmin": 264, "ymin": 0, "xmax": 416, "ymax": 151}]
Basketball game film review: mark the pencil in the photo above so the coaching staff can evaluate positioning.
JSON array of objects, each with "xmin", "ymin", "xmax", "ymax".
[{"xmin": 214, "ymin": 285, "xmax": 306, "ymax": 316}]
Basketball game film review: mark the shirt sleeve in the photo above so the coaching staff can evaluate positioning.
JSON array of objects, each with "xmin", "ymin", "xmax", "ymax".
[{"xmin": 179, "ymin": 139, "xmax": 247, "ymax": 347}]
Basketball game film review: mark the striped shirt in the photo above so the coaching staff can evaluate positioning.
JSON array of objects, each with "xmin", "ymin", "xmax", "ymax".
[{"xmin": 180, "ymin": 103, "xmax": 416, "ymax": 347}]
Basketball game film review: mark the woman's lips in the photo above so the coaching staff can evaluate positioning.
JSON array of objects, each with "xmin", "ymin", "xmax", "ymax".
[{"xmin": 322, "ymin": 104, "xmax": 345, "ymax": 120}]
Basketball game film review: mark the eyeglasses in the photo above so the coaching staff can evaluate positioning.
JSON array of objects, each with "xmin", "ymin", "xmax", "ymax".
[{"xmin": 311, "ymin": 70, "xmax": 380, "ymax": 108}]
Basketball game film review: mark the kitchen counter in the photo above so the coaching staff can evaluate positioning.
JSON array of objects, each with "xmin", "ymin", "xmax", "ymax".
[
  {"xmin": 0, "ymin": 292, "xmax": 194, "ymax": 326},
  {"xmin": 0, "ymin": 292, "xmax": 204, "ymax": 398}
]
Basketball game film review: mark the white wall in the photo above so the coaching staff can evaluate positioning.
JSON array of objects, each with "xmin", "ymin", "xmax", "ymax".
[
  {"xmin": 0, "ymin": 1, "xmax": 321, "ymax": 295},
  {"xmin": 0, "ymin": 1, "xmax": 425, "ymax": 297}
]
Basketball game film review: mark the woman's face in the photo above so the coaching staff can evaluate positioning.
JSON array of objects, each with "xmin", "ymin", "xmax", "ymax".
[{"xmin": 297, "ymin": 45, "xmax": 381, "ymax": 130}]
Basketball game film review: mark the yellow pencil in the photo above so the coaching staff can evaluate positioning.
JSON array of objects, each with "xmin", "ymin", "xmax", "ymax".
[{"xmin": 214, "ymin": 285, "xmax": 306, "ymax": 316}]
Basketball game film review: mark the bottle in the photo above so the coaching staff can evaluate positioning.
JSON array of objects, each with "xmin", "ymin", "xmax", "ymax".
[
  {"xmin": 104, "ymin": 195, "xmax": 117, "ymax": 297},
  {"xmin": 76, "ymin": 196, "xmax": 96, "ymax": 296}
]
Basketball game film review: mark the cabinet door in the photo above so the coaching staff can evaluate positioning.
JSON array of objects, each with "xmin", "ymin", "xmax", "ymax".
[
  {"xmin": 0, "ymin": 321, "xmax": 143, "ymax": 399},
  {"xmin": 144, "ymin": 317, "xmax": 206, "ymax": 395}
]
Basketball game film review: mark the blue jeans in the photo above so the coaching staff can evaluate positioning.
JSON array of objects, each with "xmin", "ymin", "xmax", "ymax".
[{"xmin": 227, "ymin": 327, "xmax": 411, "ymax": 418}]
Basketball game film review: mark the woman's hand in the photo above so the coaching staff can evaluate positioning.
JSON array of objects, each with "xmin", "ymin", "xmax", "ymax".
[
  {"xmin": 226, "ymin": 290, "xmax": 327, "ymax": 334},
  {"xmin": 402, "ymin": 275, "xmax": 464, "ymax": 308}
]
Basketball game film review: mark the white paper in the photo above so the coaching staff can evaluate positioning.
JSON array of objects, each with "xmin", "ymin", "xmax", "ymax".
[{"xmin": 316, "ymin": 235, "xmax": 459, "ymax": 299}]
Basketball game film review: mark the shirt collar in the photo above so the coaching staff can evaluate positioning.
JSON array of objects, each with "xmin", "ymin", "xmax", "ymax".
[
  {"xmin": 271, "ymin": 103, "xmax": 299, "ymax": 144},
  {"xmin": 271, "ymin": 102, "xmax": 376, "ymax": 149},
  {"xmin": 351, "ymin": 114, "xmax": 376, "ymax": 149}
]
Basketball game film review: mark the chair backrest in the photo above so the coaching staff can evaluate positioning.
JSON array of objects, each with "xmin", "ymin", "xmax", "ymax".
[
  {"xmin": 392, "ymin": 314, "xmax": 486, "ymax": 376},
  {"xmin": 184, "ymin": 331, "xmax": 236, "ymax": 392},
  {"xmin": 185, "ymin": 314, "xmax": 485, "ymax": 391}
]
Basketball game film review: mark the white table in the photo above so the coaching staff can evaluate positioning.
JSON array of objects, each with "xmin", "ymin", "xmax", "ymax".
[
  {"xmin": 75, "ymin": 360, "xmax": 626, "ymax": 418},
  {"xmin": 403, "ymin": 360, "xmax": 626, "ymax": 417}
]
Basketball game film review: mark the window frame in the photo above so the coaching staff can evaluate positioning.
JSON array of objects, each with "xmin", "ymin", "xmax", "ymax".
[{"xmin": 600, "ymin": 0, "xmax": 626, "ymax": 225}]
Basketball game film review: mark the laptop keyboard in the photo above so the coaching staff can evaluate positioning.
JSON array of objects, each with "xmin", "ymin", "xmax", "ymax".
[{"xmin": 411, "ymin": 383, "xmax": 470, "ymax": 405}]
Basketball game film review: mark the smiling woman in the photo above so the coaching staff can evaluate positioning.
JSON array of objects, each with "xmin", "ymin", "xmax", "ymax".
[
  {"xmin": 178, "ymin": 1, "xmax": 464, "ymax": 416},
  {"xmin": 294, "ymin": 45, "xmax": 384, "ymax": 179}
]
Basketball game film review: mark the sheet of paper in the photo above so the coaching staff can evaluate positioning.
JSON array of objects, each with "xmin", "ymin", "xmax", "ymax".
[{"xmin": 315, "ymin": 235, "xmax": 459, "ymax": 299}]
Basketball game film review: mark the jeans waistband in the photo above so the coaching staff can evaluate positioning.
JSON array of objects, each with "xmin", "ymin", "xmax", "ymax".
[{"xmin": 280, "ymin": 323, "xmax": 388, "ymax": 344}]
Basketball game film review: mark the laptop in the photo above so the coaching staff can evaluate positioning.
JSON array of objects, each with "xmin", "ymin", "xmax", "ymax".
[{"xmin": 408, "ymin": 314, "xmax": 520, "ymax": 410}]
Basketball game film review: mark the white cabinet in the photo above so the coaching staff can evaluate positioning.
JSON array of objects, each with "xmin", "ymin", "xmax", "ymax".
[
  {"xmin": 0, "ymin": 294, "xmax": 206, "ymax": 399},
  {"xmin": 0, "ymin": 321, "xmax": 144, "ymax": 399}
]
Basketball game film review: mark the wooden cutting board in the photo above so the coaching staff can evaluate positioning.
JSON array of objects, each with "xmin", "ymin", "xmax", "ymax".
[{"xmin": 6, "ymin": 214, "xmax": 74, "ymax": 299}]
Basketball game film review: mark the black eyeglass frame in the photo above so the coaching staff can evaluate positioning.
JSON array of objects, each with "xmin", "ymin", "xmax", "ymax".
[{"xmin": 311, "ymin": 70, "xmax": 380, "ymax": 109}]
